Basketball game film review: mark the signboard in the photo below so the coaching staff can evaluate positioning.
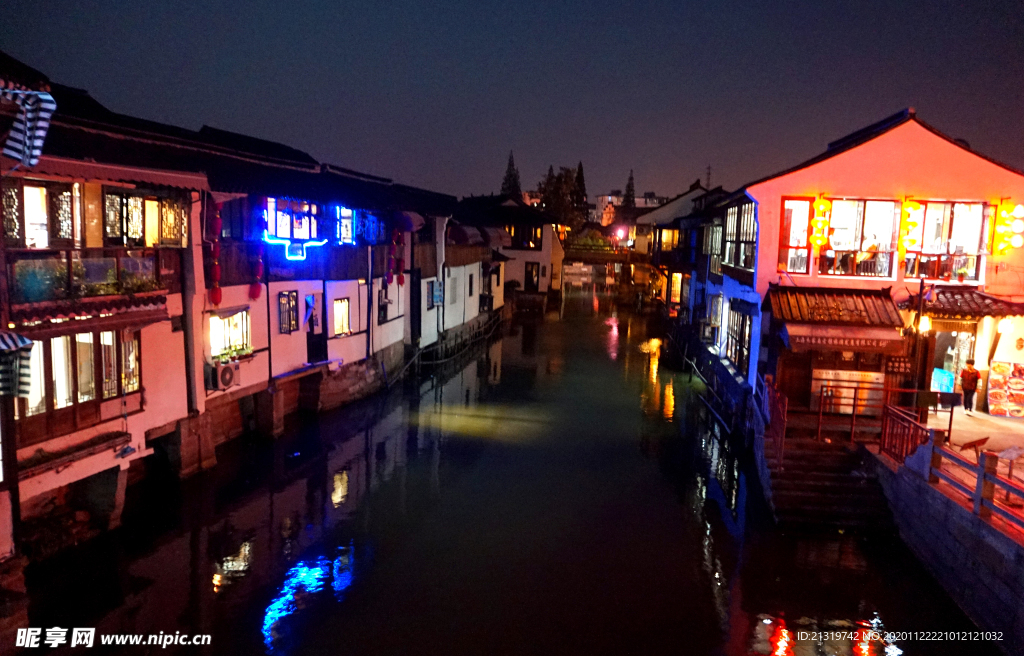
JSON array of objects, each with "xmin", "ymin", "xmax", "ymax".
[
  {"xmin": 785, "ymin": 324, "xmax": 905, "ymax": 355},
  {"xmin": 810, "ymin": 369, "xmax": 886, "ymax": 415},
  {"xmin": 931, "ymin": 368, "xmax": 955, "ymax": 393},
  {"xmin": 988, "ymin": 361, "xmax": 1024, "ymax": 419}
]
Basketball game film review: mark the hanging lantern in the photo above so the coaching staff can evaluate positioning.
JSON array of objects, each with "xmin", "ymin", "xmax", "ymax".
[
  {"xmin": 809, "ymin": 198, "xmax": 831, "ymax": 247},
  {"xmin": 210, "ymin": 285, "xmax": 223, "ymax": 306},
  {"xmin": 248, "ymin": 282, "xmax": 262, "ymax": 299},
  {"xmin": 397, "ymin": 272, "xmax": 405, "ymax": 286},
  {"xmin": 901, "ymin": 200, "xmax": 923, "ymax": 250},
  {"xmin": 386, "ymin": 270, "xmax": 394, "ymax": 285}
]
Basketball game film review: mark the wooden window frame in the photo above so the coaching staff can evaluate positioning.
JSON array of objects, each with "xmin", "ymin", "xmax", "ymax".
[
  {"xmin": 333, "ymin": 297, "xmax": 351, "ymax": 336},
  {"xmin": 903, "ymin": 200, "xmax": 987, "ymax": 281},
  {"xmin": 725, "ymin": 308, "xmax": 752, "ymax": 378},
  {"xmin": 279, "ymin": 291, "xmax": 299, "ymax": 334},
  {"xmin": 779, "ymin": 196, "xmax": 814, "ymax": 275}
]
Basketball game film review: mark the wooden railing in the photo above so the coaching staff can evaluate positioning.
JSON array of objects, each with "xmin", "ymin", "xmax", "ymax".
[
  {"xmin": 815, "ymin": 384, "xmax": 957, "ymax": 443},
  {"xmin": 923, "ymin": 437, "xmax": 1024, "ymax": 535},
  {"xmin": 879, "ymin": 404, "xmax": 933, "ymax": 463}
]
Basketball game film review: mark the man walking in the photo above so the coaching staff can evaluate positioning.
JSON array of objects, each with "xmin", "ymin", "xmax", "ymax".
[{"xmin": 959, "ymin": 359, "xmax": 981, "ymax": 414}]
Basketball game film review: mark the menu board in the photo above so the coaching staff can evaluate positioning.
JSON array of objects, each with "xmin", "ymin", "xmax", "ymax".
[{"xmin": 988, "ymin": 362, "xmax": 1024, "ymax": 418}]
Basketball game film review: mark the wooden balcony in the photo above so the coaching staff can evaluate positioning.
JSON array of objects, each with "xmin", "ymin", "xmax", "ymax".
[{"xmin": 6, "ymin": 247, "xmax": 180, "ymax": 305}]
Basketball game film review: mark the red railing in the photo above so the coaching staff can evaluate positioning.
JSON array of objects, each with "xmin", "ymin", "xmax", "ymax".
[
  {"xmin": 925, "ymin": 440, "xmax": 1024, "ymax": 536},
  {"xmin": 879, "ymin": 404, "xmax": 933, "ymax": 463},
  {"xmin": 814, "ymin": 384, "xmax": 957, "ymax": 443}
]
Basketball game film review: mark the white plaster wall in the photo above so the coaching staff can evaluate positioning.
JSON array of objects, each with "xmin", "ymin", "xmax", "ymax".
[
  {"xmin": 748, "ymin": 120, "xmax": 1024, "ymax": 300},
  {"xmin": 420, "ymin": 276, "xmax": 439, "ymax": 347},
  {"xmin": 441, "ymin": 262, "xmax": 480, "ymax": 331},
  {"xmin": 326, "ymin": 279, "xmax": 369, "ymax": 366},
  {"xmin": 372, "ymin": 276, "xmax": 406, "ymax": 355},
  {"xmin": 268, "ymin": 280, "xmax": 326, "ymax": 377},
  {"xmin": 201, "ymin": 283, "xmax": 270, "ymax": 404}
]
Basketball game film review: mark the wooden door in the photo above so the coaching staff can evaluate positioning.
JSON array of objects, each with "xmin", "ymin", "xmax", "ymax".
[{"xmin": 777, "ymin": 350, "xmax": 812, "ymax": 409}]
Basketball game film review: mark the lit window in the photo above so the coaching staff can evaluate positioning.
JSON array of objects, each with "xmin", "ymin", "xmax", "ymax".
[
  {"xmin": 337, "ymin": 207, "xmax": 354, "ymax": 244},
  {"xmin": 426, "ymin": 281, "xmax": 437, "ymax": 310},
  {"xmin": 101, "ymin": 331, "xmax": 117, "ymax": 399},
  {"xmin": 817, "ymin": 199, "xmax": 896, "ymax": 277},
  {"xmin": 778, "ymin": 199, "xmax": 810, "ymax": 273},
  {"xmin": 76, "ymin": 333, "xmax": 96, "ymax": 403},
  {"xmin": 25, "ymin": 341, "xmax": 45, "ymax": 416},
  {"xmin": 122, "ymin": 333, "xmax": 140, "ymax": 393},
  {"xmin": 670, "ymin": 272, "xmax": 682, "ymax": 304},
  {"xmin": 210, "ymin": 310, "xmax": 252, "ymax": 358},
  {"xmin": 333, "ymin": 298, "xmax": 351, "ymax": 335},
  {"xmin": 279, "ymin": 292, "xmax": 299, "ymax": 334},
  {"xmin": 23, "ymin": 185, "xmax": 47, "ymax": 248},
  {"xmin": 904, "ymin": 201, "xmax": 986, "ymax": 280},
  {"xmin": 52, "ymin": 335, "xmax": 74, "ymax": 409}
]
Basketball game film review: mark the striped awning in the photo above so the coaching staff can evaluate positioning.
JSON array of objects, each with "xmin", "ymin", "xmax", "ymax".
[
  {"xmin": 0, "ymin": 330, "xmax": 34, "ymax": 398},
  {"xmin": 1, "ymin": 83, "xmax": 57, "ymax": 167}
]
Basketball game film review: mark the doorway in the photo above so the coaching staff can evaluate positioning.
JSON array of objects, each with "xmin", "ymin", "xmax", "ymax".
[
  {"xmin": 305, "ymin": 292, "xmax": 328, "ymax": 363},
  {"xmin": 524, "ymin": 262, "xmax": 540, "ymax": 293}
]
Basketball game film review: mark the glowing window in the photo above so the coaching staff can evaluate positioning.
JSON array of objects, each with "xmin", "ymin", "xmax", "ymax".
[
  {"xmin": 333, "ymin": 298, "xmax": 351, "ymax": 336},
  {"xmin": 210, "ymin": 310, "xmax": 252, "ymax": 358},
  {"xmin": 23, "ymin": 185, "xmax": 47, "ymax": 248}
]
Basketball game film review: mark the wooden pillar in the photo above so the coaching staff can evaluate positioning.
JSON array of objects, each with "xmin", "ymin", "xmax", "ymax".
[{"xmin": 973, "ymin": 450, "xmax": 998, "ymax": 519}]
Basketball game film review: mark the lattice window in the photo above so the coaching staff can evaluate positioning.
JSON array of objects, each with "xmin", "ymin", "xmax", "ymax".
[
  {"xmin": 53, "ymin": 188, "xmax": 73, "ymax": 241},
  {"xmin": 161, "ymin": 198, "xmax": 186, "ymax": 245},
  {"xmin": 125, "ymin": 196, "xmax": 144, "ymax": 243},
  {"xmin": 2, "ymin": 179, "xmax": 20, "ymax": 242},
  {"xmin": 105, "ymin": 195, "xmax": 123, "ymax": 238}
]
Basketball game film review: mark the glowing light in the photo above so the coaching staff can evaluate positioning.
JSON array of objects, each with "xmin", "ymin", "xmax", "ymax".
[
  {"xmin": 901, "ymin": 200, "xmax": 923, "ymax": 249},
  {"xmin": 263, "ymin": 229, "xmax": 328, "ymax": 261},
  {"xmin": 810, "ymin": 197, "xmax": 831, "ymax": 247},
  {"xmin": 616, "ymin": 228, "xmax": 626, "ymax": 239},
  {"xmin": 999, "ymin": 317, "xmax": 1014, "ymax": 334},
  {"xmin": 1012, "ymin": 234, "xmax": 1024, "ymax": 249},
  {"xmin": 331, "ymin": 470, "xmax": 349, "ymax": 507},
  {"xmin": 1012, "ymin": 218, "xmax": 1024, "ymax": 234},
  {"xmin": 212, "ymin": 573, "xmax": 223, "ymax": 593},
  {"xmin": 1013, "ymin": 204, "xmax": 1024, "ymax": 219},
  {"xmin": 918, "ymin": 315, "xmax": 931, "ymax": 333}
]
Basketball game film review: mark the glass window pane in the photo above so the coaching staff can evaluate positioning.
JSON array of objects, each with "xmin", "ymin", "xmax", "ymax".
[
  {"xmin": 210, "ymin": 315, "xmax": 226, "ymax": 357},
  {"xmin": 951, "ymin": 203, "xmax": 983, "ymax": 254},
  {"xmin": 76, "ymin": 333, "xmax": 96, "ymax": 402},
  {"xmin": 334, "ymin": 298, "xmax": 350, "ymax": 335},
  {"xmin": 122, "ymin": 334, "xmax": 140, "ymax": 393},
  {"xmin": 24, "ymin": 186, "xmax": 48, "ymax": 249},
  {"xmin": 26, "ymin": 341, "xmax": 46, "ymax": 416},
  {"xmin": 145, "ymin": 199, "xmax": 160, "ymax": 247},
  {"xmin": 828, "ymin": 200, "xmax": 860, "ymax": 251},
  {"xmin": 923, "ymin": 203, "xmax": 948, "ymax": 253},
  {"xmin": 862, "ymin": 201, "xmax": 895, "ymax": 251},
  {"xmin": 101, "ymin": 330, "xmax": 117, "ymax": 399},
  {"xmin": 782, "ymin": 200, "xmax": 809, "ymax": 247},
  {"xmin": 276, "ymin": 210, "xmax": 290, "ymax": 239},
  {"xmin": 52, "ymin": 335, "xmax": 74, "ymax": 409}
]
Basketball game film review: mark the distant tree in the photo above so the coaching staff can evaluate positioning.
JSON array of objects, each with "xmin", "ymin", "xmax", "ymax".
[
  {"xmin": 500, "ymin": 151, "xmax": 522, "ymax": 197},
  {"xmin": 538, "ymin": 165, "xmax": 586, "ymax": 231},
  {"xmin": 623, "ymin": 170, "xmax": 635, "ymax": 208},
  {"xmin": 572, "ymin": 162, "xmax": 588, "ymax": 218}
]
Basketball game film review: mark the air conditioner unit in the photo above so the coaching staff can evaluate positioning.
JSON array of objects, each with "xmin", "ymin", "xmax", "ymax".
[{"xmin": 210, "ymin": 361, "xmax": 240, "ymax": 391}]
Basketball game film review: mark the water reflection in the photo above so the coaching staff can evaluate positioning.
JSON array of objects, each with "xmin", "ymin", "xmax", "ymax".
[{"xmin": 18, "ymin": 306, "xmax": 1000, "ymax": 656}]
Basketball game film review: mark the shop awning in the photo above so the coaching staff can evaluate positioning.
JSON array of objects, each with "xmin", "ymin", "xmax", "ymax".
[
  {"xmin": 782, "ymin": 323, "xmax": 906, "ymax": 355},
  {"xmin": 905, "ymin": 285, "xmax": 1024, "ymax": 320},
  {"xmin": 480, "ymin": 226, "xmax": 511, "ymax": 247},
  {"xmin": 448, "ymin": 223, "xmax": 486, "ymax": 245},
  {"xmin": 0, "ymin": 330, "xmax": 34, "ymax": 397}
]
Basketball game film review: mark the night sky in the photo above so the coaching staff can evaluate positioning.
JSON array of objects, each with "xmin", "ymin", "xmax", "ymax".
[{"xmin": 3, "ymin": 0, "xmax": 1022, "ymax": 199}]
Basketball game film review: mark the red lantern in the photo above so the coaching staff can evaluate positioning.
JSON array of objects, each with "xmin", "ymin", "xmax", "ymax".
[
  {"xmin": 255, "ymin": 261, "xmax": 264, "ymax": 279},
  {"xmin": 388, "ymin": 256, "xmax": 395, "ymax": 271},
  {"xmin": 248, "ymin": 282, "xmax": 262, "ymax": 300},
  {"xmin": 211, "ymin": 216, "xmax": 223, "ymax": 237},
  {"xmin": 212, "ymin": 263, "xmax": 222, "ymax": 282},
  {"xmin": 396, "ymin": 258, "xmax": 404, "ymax": 272},
  {"xmin": 397, "ymin": 273, "xmax": 405, "ymax": 286},
  {"xmin": 211, "ymin": 240, "xmax": 221, "ymax": 259},
  {"xmin": 386, "ymin": 270, "xmax": 394, "ymax": 285},
  {"xmin": 210, "ymin": 285, "xmax": 223, "ymax": 306}
]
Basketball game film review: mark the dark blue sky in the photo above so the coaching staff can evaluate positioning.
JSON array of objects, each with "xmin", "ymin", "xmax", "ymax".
[{"xmin": 4, "ymin": 0, "xmax": 1022, "ymax": 199}]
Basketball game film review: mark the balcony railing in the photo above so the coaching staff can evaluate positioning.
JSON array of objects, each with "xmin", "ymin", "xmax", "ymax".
[{"xmin": 6, "ymin": 248, "xmax": 178, "ymax": 304}]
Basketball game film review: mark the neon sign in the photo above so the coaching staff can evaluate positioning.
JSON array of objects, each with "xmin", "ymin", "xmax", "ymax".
[
  {"xmin": 262, "ymin": 197, "xmax": 328, "ymax": 261},
  {"xmin": 336, "ymin": 206, "xmax": 355, "ymax": 245}
]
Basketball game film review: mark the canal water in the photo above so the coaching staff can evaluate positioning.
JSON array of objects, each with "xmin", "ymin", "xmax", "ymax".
[{"xmin": 22, "ymin": 297, "xmax": 1001, "ymax": 655}]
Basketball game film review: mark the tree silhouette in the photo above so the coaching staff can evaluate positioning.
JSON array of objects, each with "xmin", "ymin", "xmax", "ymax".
[
  {"xmin": 500, "ymin": 151, "xmax": 522, "ymax": 197},
  {"xmin": 623, "ymin": 170, "xmax": 635, "ymax": 208},
  {"xmin": 572, "ymin": 162, "xmax": 588, "ymax": 218}
]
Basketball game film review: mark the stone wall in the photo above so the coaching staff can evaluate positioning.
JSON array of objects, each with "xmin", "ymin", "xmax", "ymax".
[{"xmin": 869, "ymin": 450, "xmax": 1024, "ymax": 655}]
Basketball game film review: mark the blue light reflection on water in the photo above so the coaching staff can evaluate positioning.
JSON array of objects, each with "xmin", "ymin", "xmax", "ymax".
[{"xmin": 262, "ymin": 543, "xmax": 356, "ymax": 653}]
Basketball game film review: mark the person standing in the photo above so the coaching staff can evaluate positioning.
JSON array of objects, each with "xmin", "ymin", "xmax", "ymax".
[{"xmin": 959, "ymin": 359, "xmax": 981, "ymax": 414}]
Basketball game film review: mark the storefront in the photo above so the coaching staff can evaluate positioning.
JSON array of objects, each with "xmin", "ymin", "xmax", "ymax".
[
  {"xmin": 765, "ymin": 285, "xmax": 908, "ymax": 412},
  {"xmin": 908, "ymin": 286, "xmax": 1024, "ymax": 417}
]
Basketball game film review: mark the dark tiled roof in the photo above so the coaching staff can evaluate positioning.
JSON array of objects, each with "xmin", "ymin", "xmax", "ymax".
[
  {"xmin": 905, "ymin": 286, "xmax": 1024, "ymax": 319},
  {"xmin": 767, "ymin": 285, "xmax": 904, "ymax": 327},
  {"xmin": 454, "ymin": 194, "xmax": 556, "ymax": 227}
]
